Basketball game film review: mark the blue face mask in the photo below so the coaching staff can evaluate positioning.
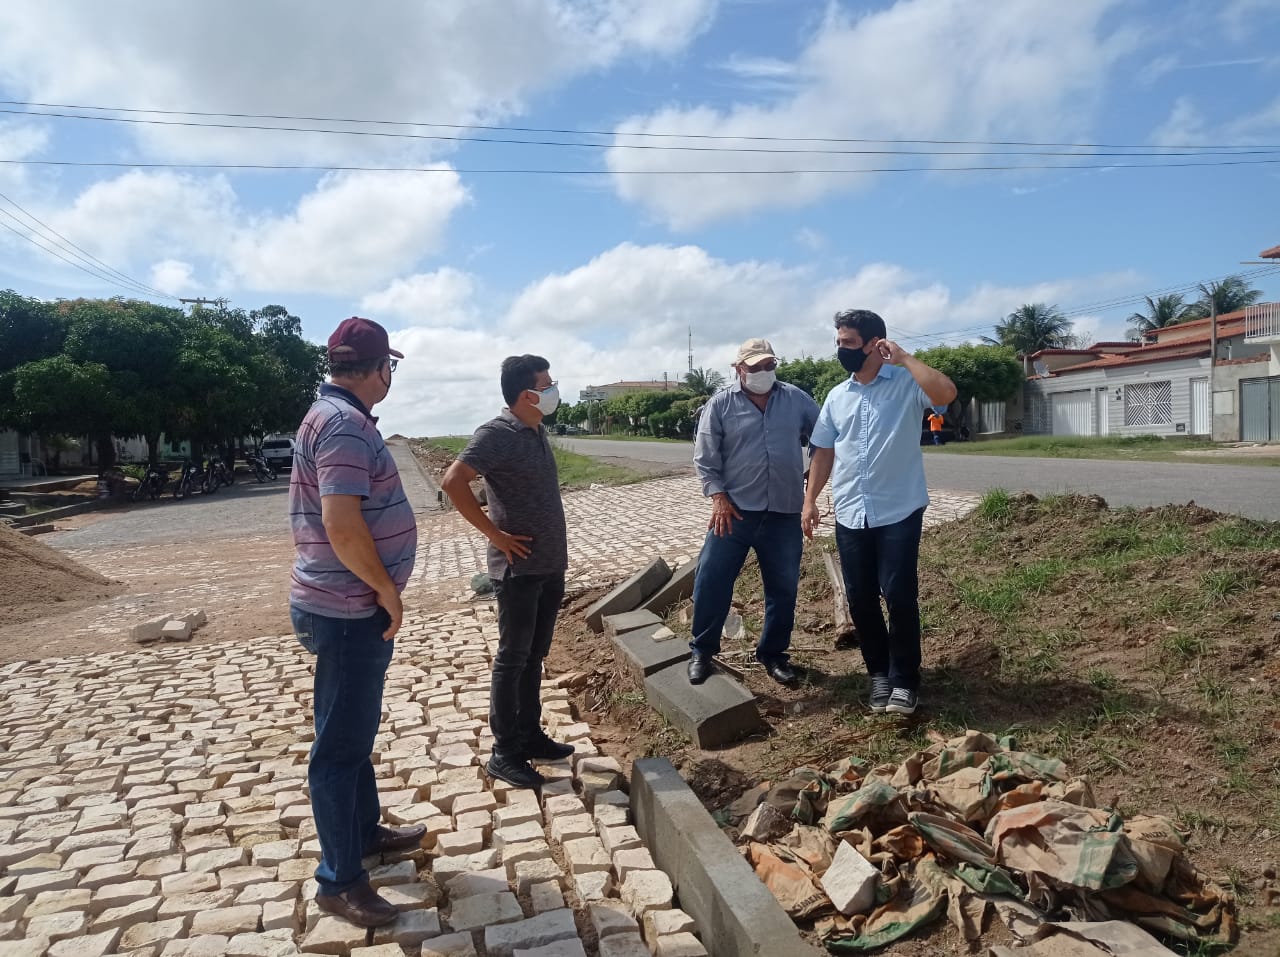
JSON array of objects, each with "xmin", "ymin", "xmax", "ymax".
[{"xmin": 533, "ymin": 384, "xmax": 560, "ymax": 415}]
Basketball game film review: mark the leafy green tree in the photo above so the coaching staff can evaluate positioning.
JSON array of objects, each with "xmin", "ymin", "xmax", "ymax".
[
  {"xmin": 1127, "ymin": 294, "xmax": 1196, "ymax": 341},
  {"xmin": 776, "ymin": 355, "xmax": 849, "ymax": 404},
  {"xmin": 913, "ymin": 344, "xmax": 1023, "ymax": 432},
  {"xmin": 9, "ymin": 356, "xmax": 119, "ymax": 467},
  {"xmin": 1187, "ymin": 275, "xmax": 1264, "ymax": 319},
  {"xmin": 683, "ymin": 367, "xmax": 726, "ymax": 396},
  {"xmin": 985, "ymin": 303, "xmax": 1077, "ymax": 354},
  {"xmin": 0, "ymin": 290, "xmax": 65, "ymax": 373}
]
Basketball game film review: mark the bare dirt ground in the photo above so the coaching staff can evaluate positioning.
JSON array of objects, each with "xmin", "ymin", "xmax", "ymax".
[{"xmin": 544, "ymin": 494, "xmax": 1280, "ymax": 956}]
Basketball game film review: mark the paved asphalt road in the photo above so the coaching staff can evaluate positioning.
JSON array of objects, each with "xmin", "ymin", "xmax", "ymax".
[{"xmin": 556, "ymin": 438, "xmax": 1279, "ymax": 521}]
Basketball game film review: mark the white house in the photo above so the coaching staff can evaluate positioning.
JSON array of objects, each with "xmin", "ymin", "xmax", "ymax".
[{"xmin": 1023, "ymin": 303, "xmax": 1280, "ymax": 442}]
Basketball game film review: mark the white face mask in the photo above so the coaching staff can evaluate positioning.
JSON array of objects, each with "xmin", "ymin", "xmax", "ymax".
[
  {"xmin": 532, "ymin": 384, "xmax": 560, "ymax": 415},
  {"xmin": 741, "ymin": 369, "xmax": 776, "ymax": 394}
]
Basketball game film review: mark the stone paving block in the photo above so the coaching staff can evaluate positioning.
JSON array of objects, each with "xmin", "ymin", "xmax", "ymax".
[
  {"xmin": 502, "ymin": 839, "xmax": 551, "ymax": 872},
  {"xmin": 447, "ymin": 890, "xmax": 523, "ymax": 931},
  {"xmin": 446, "ymin": 867, "xmax": 508, "ymax": 900},
  {"xmin": 484, "ymin": 908, "xmax": 578, "ymax": 957},
  {"xmin": 161, "ymin": 872, "xmax": 220, "ymax": 896},
  {"xmin": 237, "ymin": 881, "xmax": 300, "ymax": 905},
  {"xmin": 588, "ymin": 900, "xmax": 638, "ymax": 940},
  {"xmin": 593, "ymin": 803, "xmax": 630, "ymax": 829},
  {"xmin": 370, "ymin": 906, "xmax": 442, "ymax": 947},
  {"xmin": 421, "ymin": 932, "xmax": 479, "ymax": 957},
  {"xmin": 226, "ymin": 929, "xmax": 300, "ymax": 957},
  {"xmin": 653, "ymin": 933, "xmax": 709, "ymax": 957},
  {"xmin": 599, "ymin": 825, "xmax": 643, "ymax": 856},
  {"xmin": 350, "ymin": 947, "xmax": 402, "ymax": 957},
  {"xmin": 190, "ymin": 903, "xmax": 261, "ymax": 935},
  {"xmin": 26, "ymin": 887, "xmax": 92, "ymax": 917},
  {"xmin": 260, "ymin": 899, "xmax": 297, "ymax": 933},
  {"xmin": 620, "ymin": 869, "xmax": 673, "ymax": 917},
  {"xmin": 301, "ymin": 914, "xmax": 368, "ymax": 955},
  {"xmin": 3, "ymin": 936, "xmax": 52, "ymax": 957},
  {"xmin": 597, "ymin": 934, "xmax": 650, "ymax": 957},
  {"xmin": 435, "ymin": 828, "xmax": 484, "ymax": 856},
  {"xmin": 156, "ymin": 889, "xmax": 236, "ymax": 918},
  {"xmin": 431, "ymin": 848, "xmax": 500, "ymax": 885},
  {"xmin": 379, "ymin": 880, "xmax": 440, "ymax": 911},
  {"xmin": 548, "ymin": 814, "xmax": 595, "ymax": 844},
  {"xmin": 47, "ymin": 926, "xmax": 123, "ymax": 957},
  {"xmin": 612, "ymin": 846, "xmax": 655, "ymax": 881},
  {"xmin": 643, "ymin": 663, "xmax": 762, "ymax": 749},
  {"xmin": 160, "ymin": 935, "xmax": 232, "ymax": 957},
  {"xmin": 572, "ymin": 870, "xmax": 612, "ymax": 902},
  {"xmin": 118, "ymin": 916, "xmax": 189, "ymax": 951},
  {"xmin": 561, "ymin": 836, "xmax": 611, "ymax": 875},
  {"xmin": 493, "ymin": 804, "xmax": 541, "ymax": 829},
  {"xmin": 26, "ymin": 909, "xmax": 90, "ymax": 941},
  {"xmin": 91, "ymin": 895, "xmax": 162, "ymax": 932},
  {"xmin": 0, "ymin": 896, "xmax": 26, "ymax": 923},
  {"xmin": 528, "ymin": 880, "xmax": 564, "ymax": 914},
  {"xmin": 511, "ymin": 940, "xmax": 587, "ymax": 957},
  {"xmin": 602, "ymin": 609, "xmax": 663, "ymax": 640},
  {"xmin": 511, "ymin": 858, "xmax": 565, "ymax": 896},
  {"xmin": 495, "ymin": 820, "xmax": 545, "ymax": 849},
  {"xmin": 641, "ymin": 559, "xmax": 698, "ymax": 617},
  {"xmin": 220, "ymin": 865, "xmax": 277, "ymax": 890},
  {"xmin": 585, "ymin": 558, "xmax": 671, "ymax": 632},
  {"xmin": 613, "ymin": 625, "xmax": 692, "ymax": 683},
  {"xmin": 643, "ymin": 908, "xmax": 696, "ymax": 941},
  {"xmin": 367, "ymin": 858, "xmax": 417, "ymax": 888},
  {"xmin": 821, "ymin": 841, "xmax": 878, "ymax": 916}
]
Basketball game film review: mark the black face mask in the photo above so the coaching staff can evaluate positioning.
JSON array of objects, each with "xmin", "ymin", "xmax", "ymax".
[{"xmin": 838, "ymin": 346, "xmax": 869, "ymax": 374}]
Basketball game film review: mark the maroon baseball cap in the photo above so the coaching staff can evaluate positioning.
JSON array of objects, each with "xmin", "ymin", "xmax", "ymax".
[{"xmin": 327, "ymin": 317, "xmax": 404, "ymax": 362}]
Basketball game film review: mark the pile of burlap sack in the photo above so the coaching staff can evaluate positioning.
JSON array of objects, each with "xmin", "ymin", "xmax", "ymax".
[{"xmin": 727, "ymin": 730, "xmax": 1236, "ymax": 955}]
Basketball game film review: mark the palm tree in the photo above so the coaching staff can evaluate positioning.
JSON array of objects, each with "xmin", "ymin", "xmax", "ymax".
[
  {"xmin": 1127, "ymin": 293, "xmax": 1196, "ymax": 341},
  {"xmin": 684, "ymin": 367, "xmax": 726, "ymax": 396},
  {"xmin": 984, "ymin": 303, "xmax": 1077, "ymax": 354},
  {"xmin": 1187, "ymin": 275, "xmax": 1264, "ymax": 319}
]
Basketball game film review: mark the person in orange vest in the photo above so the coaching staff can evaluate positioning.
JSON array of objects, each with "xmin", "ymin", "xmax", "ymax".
[{"xmin": 928, "ymin": 409, "xmax": 945, "ymax": 445}]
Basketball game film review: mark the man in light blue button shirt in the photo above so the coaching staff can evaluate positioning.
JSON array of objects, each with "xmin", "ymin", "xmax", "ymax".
[
  {"xmin": 802, "ymin": 310, "xmax": 957, "ymax": 716},
  {"xmin": 689, "ymin": 337, "xmax": 819, "ymax": 687}
]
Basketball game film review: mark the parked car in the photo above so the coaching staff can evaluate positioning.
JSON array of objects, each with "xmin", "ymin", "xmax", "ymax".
[
  {"xmin": 554, "ymin": 424, "xmax": 587, "ymax": 435},
  {"xmin": 260, "ymin": 437, "xmax": 296, "ymax": 469}
]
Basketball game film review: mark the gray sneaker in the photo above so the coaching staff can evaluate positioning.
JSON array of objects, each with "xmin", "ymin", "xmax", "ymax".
[
  {"xmin": 886, "ymin": 687, "xmax": 918, "ymax": 715},
  {"xmin": 869, "ymin": 674, "xmax": 891, "ymax": 712}
]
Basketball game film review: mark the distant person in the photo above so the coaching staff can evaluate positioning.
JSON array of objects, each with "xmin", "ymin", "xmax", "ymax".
[
  {"xmin": 928, "ymin": 410, "xmax": 946, "ymax": 445},
  {"xmin": 442, "ymin": 355, "xmax": 575, "ymax": 791},
  {"xmin": 802, "ymin": 309, "xmax": 957, "ymax": 716},
  {"xmin": 288, "ymin": 317, "xmax": 422, "ymax": 928},
  {"xmin": 687, "ymin": 337, "xmax": 819, "ymax": 686}
]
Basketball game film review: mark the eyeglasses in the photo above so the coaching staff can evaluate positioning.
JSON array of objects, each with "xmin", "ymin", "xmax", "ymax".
[
  {"xmin": 745, "ymin": 359, "xmax": 778, "ymax": 372},
  {"xmin": 385, "ymin": 358, "xmax": 399, "ymax": 373}
]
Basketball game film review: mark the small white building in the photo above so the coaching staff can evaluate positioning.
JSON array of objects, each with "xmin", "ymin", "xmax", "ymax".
[{"xmin": 1023, "ymin": 304, "xmax": 1280, "ymax": 443}]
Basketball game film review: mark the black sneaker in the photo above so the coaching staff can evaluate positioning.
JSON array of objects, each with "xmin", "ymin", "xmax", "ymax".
[
  {"xmin": 868, "ymin": 674, "xmax": 891, "ymax": 713},
  {"xmin": 523, "ymin": 732, "xmax": 575, "ymax": 762},
  {"xmin": 886, "ymin": 687, "xmax": 918, "ymax": 715},
  {"xmin": 486, "ymin": 754, "xmax": 545, "ymax": 790}
]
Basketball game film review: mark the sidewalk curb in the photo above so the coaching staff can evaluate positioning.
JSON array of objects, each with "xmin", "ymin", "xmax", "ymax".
[{"xmin": 631, "ymin": 757, "xmax": 823, "ymax": 957}]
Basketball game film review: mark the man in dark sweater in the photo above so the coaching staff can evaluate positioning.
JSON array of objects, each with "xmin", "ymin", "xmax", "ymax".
[{"xmin": 441, "ymin": 354, "xmax": 574, "ymax": 790}]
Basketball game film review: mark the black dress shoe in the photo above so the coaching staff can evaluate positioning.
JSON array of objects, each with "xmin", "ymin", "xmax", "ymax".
[
  {"xmin": 486, "ymin": 754, "xmax": 546, "ymax": 790},
  {"xmin": 762, "ymin": 658, "xmax": 798, "ymax": 685},
  {"xmin": 316, "ymin": 879, "xmax": 398, "ymax": 928},
  {"xmin": 523, "ymin": 733, "xmax": 575, "ymax": 762},
  {"xmin": 366, "ymin": 823, "xmax": 426, "ymax": 855},
  {"xmin": 687, "ymin": 654, "xmax": 714, "ymax": 685}
]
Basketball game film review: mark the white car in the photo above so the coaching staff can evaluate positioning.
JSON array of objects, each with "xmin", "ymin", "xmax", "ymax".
[{"xmin": 259, "ymin": 437, "xmax": 296, "ymax": 470}]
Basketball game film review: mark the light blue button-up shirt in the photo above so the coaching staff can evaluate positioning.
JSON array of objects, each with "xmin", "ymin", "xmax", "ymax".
[
  {"xmin": 810, "ymin": 364, "xmax": 931, "ymax": 529},
  {"xmin": 693, "ymin": 380, "xmax": 819, "ymax": 514}
]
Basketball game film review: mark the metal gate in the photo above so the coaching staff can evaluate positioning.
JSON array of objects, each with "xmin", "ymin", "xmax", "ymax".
[
  {"xmin": 1052, "ymin": 390, "xmax": 1095, "ymax": 436},
  {"xmin": 1241, "ymin": 376, "xmax": 1280, "ymax": 442},
  {"xmin": 1096, "ymin": 388, "xmax": 1110, "ymax": 436},
  {"xmin": 1190, "ymin": 377, "xmax": 1210, "ymax": 435}
]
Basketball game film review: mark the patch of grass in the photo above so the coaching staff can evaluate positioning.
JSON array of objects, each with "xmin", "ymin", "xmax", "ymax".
[
  {"xmin": 1208, "ymin": 519, "xmax": 1280, "ymax": 551},
  {"xmin": 955, "ymin": 577, "xmax": 1024, "ymax": 622},
  {"xmin": 1089, "ymin": 522, "xmax": 1143, "ymax": 554},
  {"xmin": 422, "ymin": 436, "xmax": 649, "ymax": 488},
  {"xmin": 425, "ymin": 436, "xmax": 468, "ymax": 454},
  {"xmin": 574, "ymin": 433, "xmax": 690, "ymax": 443},
  {"xmin": 1162, "ymin": 631, "xmax": 1209, "ymax": 663},
  {"xmin": 1198, "ymin": 567, "xmax": 1256, "ymax": 606},
  {"xmin": 1085, "ymin": 668, "xmax": 1120, "ymax": 692},
  {"xmin": 1007, "ymin": 558, "xmax": 1069, "ymax": 594},
  {"xmin": 974, "ymin": 488, "xmax": 1014, "ymax": 524},
  {"xmin": 1150, "ymin": 590, "xmax": 1192, "ymax": 618}
]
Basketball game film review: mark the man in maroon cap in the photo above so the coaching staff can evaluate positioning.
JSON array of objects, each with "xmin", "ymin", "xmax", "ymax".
[{"xmin": 288, "ymin": 317, "xmax": 421, "ymax": 927}]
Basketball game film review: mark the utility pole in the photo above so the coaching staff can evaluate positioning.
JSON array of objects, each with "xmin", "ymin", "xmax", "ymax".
[
  {"xmin": 687, "ymin": 327, "xmax": 693, "ymax": 374},
  {"xmin": 1208, "ymin": 297, "xmax": 1217, "ymax": 438}
]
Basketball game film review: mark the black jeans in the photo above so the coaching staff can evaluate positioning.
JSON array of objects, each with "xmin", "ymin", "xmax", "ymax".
[
  {"xmin": 834, "ymin": 507, "xmax": 925, "ymax": 691},
  {"xmin": 490, "ymin": 571, "xmax": 565, "ymax": 758}
]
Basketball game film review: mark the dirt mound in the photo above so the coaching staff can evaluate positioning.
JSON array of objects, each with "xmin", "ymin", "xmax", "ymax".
[{"xmin": 0, "ymin": 523, "xmax": 123, "ymax": 626}]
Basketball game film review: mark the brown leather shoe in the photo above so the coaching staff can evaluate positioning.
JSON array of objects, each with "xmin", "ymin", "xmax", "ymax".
[
  {"xmin": 315, "ymin": 879, "xmax": 398, "ymax": 928},
  {"xmin": 366, "ymin": 823, "xmax": 427, "ymax": 855}
]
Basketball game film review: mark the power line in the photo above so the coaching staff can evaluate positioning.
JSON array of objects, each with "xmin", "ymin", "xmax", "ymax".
[
  {"xmin": 5, "ymin": 157, "xmax": 1280, "ymax": 175},
  {"xmin": 0, "ymin": 215, "xmax": 168, "ymax": 300},
  {"xmin": 0, "ymin": 191, "xmax": 176, "ymax": 301},
  {"xmin": 3, "ymin": 99, "xmax": 1278, "ymax": 152},
  {"xmin": 3, "ymin": 106, "xmax": 1279, "ymax": 159}
]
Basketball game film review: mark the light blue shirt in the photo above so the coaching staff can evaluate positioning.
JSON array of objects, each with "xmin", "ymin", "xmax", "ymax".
[
  {"xmin": 693, "ymin": 380, "xmax": 819, "ymax": 514},
  {"xmin": 810, "ymin": 365, "xmax": 932, "ymax": 529}
]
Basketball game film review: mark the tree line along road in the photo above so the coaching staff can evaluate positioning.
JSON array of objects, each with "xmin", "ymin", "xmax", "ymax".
[{"xmin": 555, "ymin": 438, "xmax": 1279, "ymax": 522}]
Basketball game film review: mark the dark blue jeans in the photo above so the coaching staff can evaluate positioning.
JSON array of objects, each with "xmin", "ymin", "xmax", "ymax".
[
  {"xmin": 491, "ymin": 572, "xmax": 565, "ymax": 759},
  {"xmin": 291, "ymin": 605, "xmax": 394, "ymax": 896},
  {"xmin": 690, "ymin": 510, "xmax": 802, "ymax": 663},
  {"xmin": 834, "ymin": 508, "xmax": 925, "ymax": 690}
]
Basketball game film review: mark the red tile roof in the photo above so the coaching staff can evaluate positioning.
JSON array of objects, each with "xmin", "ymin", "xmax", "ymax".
[{"xmin": 1260, "ymin": 244, "xmax": 1280, "ymax": 259}]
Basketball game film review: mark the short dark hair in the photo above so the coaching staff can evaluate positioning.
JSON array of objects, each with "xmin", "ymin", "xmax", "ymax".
[
  {"xmin": 500, "ymin": 354, "xmax": 550, "ymax": 407},
  {"xmin": 329, "ymin": 355, "xmax": 384, "ymax": 379},
  {"xmin": 833, "ymin": 309, "xmax": 886, "ymax": 342}
]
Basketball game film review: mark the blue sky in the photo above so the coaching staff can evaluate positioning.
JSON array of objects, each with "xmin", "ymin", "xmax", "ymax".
[{"xmin": 1, "ymin": 0, "xmax": 1277, "ymax": 435}]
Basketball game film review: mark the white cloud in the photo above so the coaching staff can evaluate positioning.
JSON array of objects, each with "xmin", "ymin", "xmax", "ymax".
[
  {"xmin": 360, "ymin": 268, "xmax": 478, "ymax": 327},
  {"xmin": 1151, "ymin": 97, "xmax": 1209, "ymax": 146},
  {"xmin": 607, "ymin": 0, "xmax": 1136, "ymax": 228},
  {"xmin": 0, "ymin": 1, "xmax": 715, "ymax": 165},
  {"xmin": 149, "ymin": 259, "xmax": 198, "ymax": 296},
  {"xmin": 227, "ymin": 170, "xmax": 469, "ymax": 294},
  {"xmin": 0, "ymin": 121, "xmax": 50, "ymax": 191}
]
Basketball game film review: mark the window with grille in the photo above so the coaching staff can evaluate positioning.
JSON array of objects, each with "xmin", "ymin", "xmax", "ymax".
[{"xmin": 1123, "ymin": 381, "xmax": 1172, "ymax": 426}]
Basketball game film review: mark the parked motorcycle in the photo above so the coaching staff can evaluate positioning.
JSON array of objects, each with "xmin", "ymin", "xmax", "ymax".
[
  {"xmin": 246, "ymin": 451, "xmax": 278, "ymax": 483},
  {"xmin": 173, "ymin": 460, "xmax": 206, "ymax": 500},
  {"xmin": 208, "ymin": 456, "xmax": 234, "ymax": 488},
  {"xmin": 131, "ymin": 464, "xmax": 168, "ymax": 501}
]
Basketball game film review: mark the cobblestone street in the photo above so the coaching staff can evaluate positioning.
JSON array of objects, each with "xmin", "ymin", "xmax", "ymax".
[{"xmin": 0, "ymin": 465, "xmax": 979, "ymax": 956}]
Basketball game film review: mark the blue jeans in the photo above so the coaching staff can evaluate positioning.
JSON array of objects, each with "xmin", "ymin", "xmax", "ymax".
[
  {"xmin": 291, "ymin": 605, "xmax": 394, "ymax": 896},
  {"xmin": 490, "ymin": 572, "xmax": 565, "ymax": 759},
  {"xmin": 834, "ymin": 508, "xmax": 925, "ymax": 690},
  {"xmin": 690, "ymin": 510, "xmax": 802, "ymax": 662}
]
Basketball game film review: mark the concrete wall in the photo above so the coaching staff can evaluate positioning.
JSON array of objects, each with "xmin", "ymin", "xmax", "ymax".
[{"xmin": 1211, "ymin": 357, "xmax": 1275, "ymax": 441}]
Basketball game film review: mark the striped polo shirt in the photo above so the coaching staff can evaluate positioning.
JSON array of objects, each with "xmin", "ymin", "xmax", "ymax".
[{"xmin": 289, "ymin": 383, "xmax": 418, "ymax": 618}]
